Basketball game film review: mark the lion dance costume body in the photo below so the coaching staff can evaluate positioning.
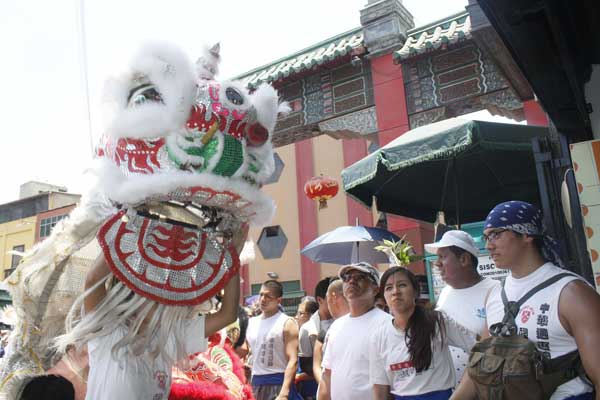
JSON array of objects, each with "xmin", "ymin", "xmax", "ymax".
[{"xmin": 0, "ymin": 42, "xmax": 284, "ymax": 399}]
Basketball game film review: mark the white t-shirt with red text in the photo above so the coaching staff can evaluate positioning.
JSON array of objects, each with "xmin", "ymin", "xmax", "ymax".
[{"xmin": 369, "ymin": 313, "xmax": 475, "ymax": 397}]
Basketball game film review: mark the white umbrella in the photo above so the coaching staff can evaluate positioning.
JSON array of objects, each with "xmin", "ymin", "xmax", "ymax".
[{"xmin": 300, "ymin": 225, "xmax": 400, "ymax": 265}]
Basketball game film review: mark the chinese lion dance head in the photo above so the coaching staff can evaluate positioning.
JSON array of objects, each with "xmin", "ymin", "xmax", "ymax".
[
  {"xmin": 93, "ymin": 41, "xmax": 282, "ymax": 306},
  {"xmin": 0, "ymin": 42, "xmax": 285, "ymax": 398}
]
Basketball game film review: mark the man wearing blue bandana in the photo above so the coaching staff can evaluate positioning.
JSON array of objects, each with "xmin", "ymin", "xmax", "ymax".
[{"xmin": 452, "ymin": 201, "xmax": 600, "ymax": 400}]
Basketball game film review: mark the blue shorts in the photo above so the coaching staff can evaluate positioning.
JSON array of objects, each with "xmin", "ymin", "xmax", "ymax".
[{"xmin": 392, "ymin": 388, "xmax": 452, "ymax": 400}]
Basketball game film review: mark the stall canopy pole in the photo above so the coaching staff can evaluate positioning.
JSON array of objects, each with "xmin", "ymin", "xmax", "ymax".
[
  {"xmin": 439, "ymin": 159, "xmax": 452, "ymax": 222},
  {"xmin": 453, "ymin": 158, "xmax": 460, "ymax": 228}
]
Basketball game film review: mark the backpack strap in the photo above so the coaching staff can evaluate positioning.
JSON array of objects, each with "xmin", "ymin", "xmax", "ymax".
[{"xmin": 495, "ymin": 272, "xmax": 575, "ymax": 336}]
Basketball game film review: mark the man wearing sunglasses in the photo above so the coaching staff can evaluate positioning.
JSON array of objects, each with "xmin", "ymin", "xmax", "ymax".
[
  {"xmin": 452, "ymin": 201, "xmax": 600, "ymax": 400},
  {"xmin": 318, "ymin": 262, "xmax": 392, "ymax": 400}
]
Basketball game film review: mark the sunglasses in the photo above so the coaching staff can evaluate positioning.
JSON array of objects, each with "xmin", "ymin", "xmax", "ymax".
[
  {"xmin": 341, "ymin": 272, "xmax": 375, "ymax": 284},
  {"xmin": 482, "ymin": 229, "xmax": 508, "ymax": 243}
]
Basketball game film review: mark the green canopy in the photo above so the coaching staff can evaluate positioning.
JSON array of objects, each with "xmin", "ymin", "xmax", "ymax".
[{"xmin": 342, "ymin": 118, "xmax": 549, "ymax": 224}]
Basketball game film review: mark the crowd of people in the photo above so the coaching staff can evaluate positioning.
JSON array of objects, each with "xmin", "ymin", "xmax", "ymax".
[
  {"xmin": 242, "ymin": 201, "xmax": 600, "ymax": 400},
  {"xmin": 3, "ymin": 200, "xmax": 600, "ymax": 400}
]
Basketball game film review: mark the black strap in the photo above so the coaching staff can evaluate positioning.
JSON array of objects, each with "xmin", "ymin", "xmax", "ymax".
[
  {"xmin": 500, "ymin": 272, "xmax": 576, "ymax": 331},
  {"xmin": 540, "ymin": 350, "xmax": 588, "ymax": 395}
]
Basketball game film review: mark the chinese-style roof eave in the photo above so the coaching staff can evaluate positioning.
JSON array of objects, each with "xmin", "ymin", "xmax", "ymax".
[
  {"xmin": 477, "ymin": 0, "xmax": 598, "ymax": 142},
  {"xmin": 233, "ymin": 27, "xmax": 364, "ymax": 89},
  {"xmin": 394, "ymin": 10, "xmax": 472, "ymax": 62}
]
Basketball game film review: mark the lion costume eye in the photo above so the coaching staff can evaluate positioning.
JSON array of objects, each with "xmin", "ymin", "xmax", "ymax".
[
  {"xmin": 225, "ymin": 87, "xmax": 244, "ymax": 105},
  {"xmin": 128, "ymin": 84, "xmax": 163, "ymax": 107}
]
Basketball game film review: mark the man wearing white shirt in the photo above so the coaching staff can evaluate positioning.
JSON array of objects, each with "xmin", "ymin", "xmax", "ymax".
[
  {"xmin": 425, "ymin": 230, "xmax": 500, "ymax": 384},
  {"xmin": 318, "ymin": 262, "xmax": 391, "ymax": 400}
]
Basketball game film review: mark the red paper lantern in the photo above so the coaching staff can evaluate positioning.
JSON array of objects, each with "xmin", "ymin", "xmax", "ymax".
[{"xmin": 304, "ymin": 175, "xmax": 339, "ymax": 209}]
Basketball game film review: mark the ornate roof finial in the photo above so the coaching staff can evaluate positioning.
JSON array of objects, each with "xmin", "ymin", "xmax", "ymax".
[{"xmin": 196, "ymin": 42, "xmax": 221, "ymax": 80}]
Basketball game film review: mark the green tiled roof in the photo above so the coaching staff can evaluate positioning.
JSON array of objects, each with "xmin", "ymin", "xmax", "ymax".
[
  {"xmin": 394, "ymin": 11, "xmax": 471, "ymax": 61},
  {"xmin": 235, "ymin": 27, "xmax": 364, "ymax": 89}
]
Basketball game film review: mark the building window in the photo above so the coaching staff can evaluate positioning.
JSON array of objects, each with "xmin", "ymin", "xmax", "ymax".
[
  {"xmin": 281, "ymin": 294, "xmax": 305, "ymax": 316},
  {"xmin": 39, "ymin": 214, "xmax": 67, "ymax": 238},
  {"xmin": 257, "ymin": 225, "xmax": 288, "ymax": 259},
  {"xmin": 10, "ymin": 245, "xmax": 25, "ymax": 270},
  {"xmin": 251, "ymin": 283, "xmax": 261, "ymax": 295}
]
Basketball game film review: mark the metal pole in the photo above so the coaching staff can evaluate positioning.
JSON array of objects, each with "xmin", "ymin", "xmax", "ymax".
[
  {"xmin": 76, "ymin": 0, "xmax": 94, "ymax": 155},
  {"xmin": 439, "ymin": 160, "xmax": 452, "ymax": 216},
  {"xmin": 453, "ymin": 158, "xmax": 460, "ymax": 228}
]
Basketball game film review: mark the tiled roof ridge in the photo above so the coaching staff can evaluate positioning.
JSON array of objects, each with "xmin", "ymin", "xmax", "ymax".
[
  {"xmin": 234, "ymin": 27, "xmax": 364, "ymax": 88},
  {"xmin": 395, "ymin": 10, "xmax": 471, "ymax": 61},
  {"xmin": 406, "ymin": 10, "xmax": 469, "ymax": 37}
]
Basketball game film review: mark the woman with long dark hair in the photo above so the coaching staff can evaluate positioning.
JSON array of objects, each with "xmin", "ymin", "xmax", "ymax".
[{"xmin": 369, "ymin": 267, "xmax": 475, "ymax": 400}]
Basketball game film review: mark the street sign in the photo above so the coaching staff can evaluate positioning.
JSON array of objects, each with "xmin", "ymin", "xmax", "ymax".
[{"xmin": 477, "ymin": 254, "xmax": 509, "ymax": 282}]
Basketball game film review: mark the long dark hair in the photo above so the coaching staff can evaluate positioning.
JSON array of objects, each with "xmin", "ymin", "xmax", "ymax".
[
  {"xmin": 380, "ymin": 267, "xmax": 446, "ymax": 372},
  {"xmin": 234, "ymin": 306, "xmax": 249, "ymax": 349}
]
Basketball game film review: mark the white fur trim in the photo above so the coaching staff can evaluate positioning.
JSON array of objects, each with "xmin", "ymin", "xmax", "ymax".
[
  {"xmin": 165, "ymin": 132, "xmax": 205, "ymax": 167},
  {"xmin": 251, "ymin": 84, "xmax": 280, "ymax": 132},
  {"xmin": 103, "ymin": 42, "xmax": 196, "ymax": 139},
  {"xmin": 278, "ymin": 101, "xmax": 291, "ymax": 116},
  {"xmin": 246, "ymin": 141, "xmax": 275, "ymax": 182},
  {"xmin": 239, "ymin": 240, "xmax": 255, "ymax": 265},
  {"xmin": 1, "ymin": 369, "xmax": 40, "ymax": 400},
  {"xmin": 94, "ymin": 160, "xmax": 275, "ymax": 226}
]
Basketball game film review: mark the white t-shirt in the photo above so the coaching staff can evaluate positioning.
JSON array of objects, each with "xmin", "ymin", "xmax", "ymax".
[
  {"xmin": 322, "ymin": 307, "xmax": 392, "ymax": 400},
  {"xmin": 85, "ymin": 315, "xmax": 207, "ymax": 400},
  {"xmin": 298, "ymin": 312, "xmax": 332, "ymax": 358},
  {"xmin": 436, "ymin": 278, "xmax": 499, "ymax": 383},
  {"xmin": 246, "ymin": 311, "xmax": 293, "ymax": 376},
  {"xmin": 486, "ymin": 263, "xmax": 593, "ymax": 399},
  {"xmin": 369, "ymin": 312, "xmax": 476, "ymax": 397}
]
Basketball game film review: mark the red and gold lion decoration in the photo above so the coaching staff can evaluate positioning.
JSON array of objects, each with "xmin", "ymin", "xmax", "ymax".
[{"xmin": 170, "ymin": 332, "xmax": 254, "ymax": 400}]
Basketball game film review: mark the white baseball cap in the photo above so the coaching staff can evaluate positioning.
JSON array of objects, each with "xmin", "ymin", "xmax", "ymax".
[{"xmin": 424, "ymin": 230, "xmax": 479, "ymax": 258}]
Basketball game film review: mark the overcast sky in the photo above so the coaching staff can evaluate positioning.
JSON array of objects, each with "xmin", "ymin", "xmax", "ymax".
[{"xmin": 0, "ymin": 0, "xmax": 477, "ymax": 204}]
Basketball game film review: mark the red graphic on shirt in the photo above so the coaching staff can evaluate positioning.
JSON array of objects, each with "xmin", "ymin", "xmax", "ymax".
[
  {"xmin": 154, "ymin": 370, "xmax": 168, "ymax": 390},
  {"xmin": 390, "ymin": 361, "xmax": 414, "ymax": 371},
  {"xmin": 520, "ymin": 305, "xmax": 535, "ymax": 324}
]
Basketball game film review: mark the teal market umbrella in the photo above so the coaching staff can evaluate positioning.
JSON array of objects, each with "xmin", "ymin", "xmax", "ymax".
[{"xmin": 341, "ymin": 118, "xmax": 549, "ymax": 225}]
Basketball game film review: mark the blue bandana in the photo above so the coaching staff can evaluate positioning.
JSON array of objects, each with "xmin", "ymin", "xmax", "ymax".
[{"xmin": 485, "ymin": 200, "xmax": 564, "ymax": 268}]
